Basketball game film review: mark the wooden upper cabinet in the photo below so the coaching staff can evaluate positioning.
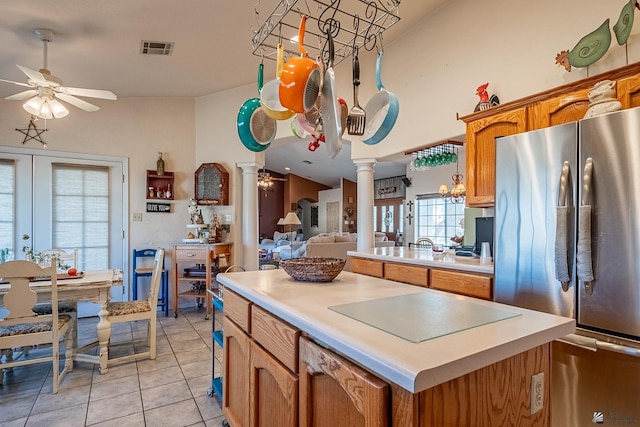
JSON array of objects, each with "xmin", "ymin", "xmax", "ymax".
[
  {"xmin": 528, "ymin": 87, "xmax": 591, "ymax": 130},
  {"xmin": 617, "ymin": 74, "xmax": 640, "ymax": 109},
  {"xmin": 465, "ymin": 107, "xmax": 527, "ymax": 207}
]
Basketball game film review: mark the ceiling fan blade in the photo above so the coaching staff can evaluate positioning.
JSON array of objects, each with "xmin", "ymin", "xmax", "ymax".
[
  {"xmin": 17, "ymin": 65, "xmax": 48, "ymax": 85},
  {"xmin": 59, "ymin": 86, "xmax": 117, "ymax": 100},
  {"xmin": 5, "ymin": 89, "xmax": 37, "ymax": 101},
  {"xmin": 0, "ymin": 78, "xmax": 33, "ymax": 88},
  {"xmin": 56, "ymin": 93, "xmax": 100, "ymax": 112}
]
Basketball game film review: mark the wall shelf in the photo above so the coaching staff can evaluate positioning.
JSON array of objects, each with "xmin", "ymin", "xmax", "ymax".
[{"xmin": 147, "ymin": 170, "xmax": 174, "ymax": 200}]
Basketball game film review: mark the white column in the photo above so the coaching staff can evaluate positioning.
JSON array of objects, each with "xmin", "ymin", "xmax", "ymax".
[
  {"xmin": 354, "ymin": 158, "xmax": 376, "ymax": 251},
  {"xmin": 237, "ymin": 161, "xmax": 262, "ymax": 271}
]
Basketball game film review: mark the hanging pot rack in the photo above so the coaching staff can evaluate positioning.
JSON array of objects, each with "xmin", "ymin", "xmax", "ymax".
[{"xmin": 251, "ymin": 0, "xmax": 401, "ymax": 65}]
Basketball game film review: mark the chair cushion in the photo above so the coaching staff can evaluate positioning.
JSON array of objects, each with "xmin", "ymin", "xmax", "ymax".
[
  {"xmin": 0, "ymin": 315, "xmax": 71, "ymax": 337},
  {"xmin": 31, "ymin": 301, "xmax": 77, "ymax": 315},
  {"xmin": 107, "ymin": 301, "xmax": 151, "ymax": 316}
]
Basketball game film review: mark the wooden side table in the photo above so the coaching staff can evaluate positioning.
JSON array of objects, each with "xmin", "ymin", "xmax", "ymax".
[{"xmin": 172, "ymin": 243, "xmax": 232, "ymax": 319}]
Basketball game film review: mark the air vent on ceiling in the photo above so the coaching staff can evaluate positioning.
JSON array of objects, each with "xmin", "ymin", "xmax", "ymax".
[
  {"xmin": 302, "ymin": 160, "xmax": 313, "ymax": 164},
  {"xmin": 140, "ymin": 40, "xmax": 174, "ymax": 56}
]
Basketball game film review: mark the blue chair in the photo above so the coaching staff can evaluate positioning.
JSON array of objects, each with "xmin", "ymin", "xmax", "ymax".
[{"xmin": 132, "ymin": 248, "xmax": 169, "ymax": 317}]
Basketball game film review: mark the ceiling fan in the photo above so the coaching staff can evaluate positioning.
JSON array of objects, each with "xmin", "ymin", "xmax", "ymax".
[
  {"xmin": 0, "ymin": 28, "xmax": 117, "ymax": 119},
  {"xmin": 258, "ymin": 168, "xmax": 287, "ymax": 190}
]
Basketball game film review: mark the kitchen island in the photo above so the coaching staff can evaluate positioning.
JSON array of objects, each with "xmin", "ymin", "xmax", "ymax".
[
  {"xmin": 349, "ymin": 246, "xmax": 494, "ymax": 299},
  {"xmin": 217, "ymin": 269, "xmax": 574, "ymax": 426}
]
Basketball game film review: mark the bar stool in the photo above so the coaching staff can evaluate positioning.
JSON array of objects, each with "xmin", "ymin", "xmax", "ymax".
[{"xmin": 132, "ymin": 248, "xmax": 169, "ymax": 317}]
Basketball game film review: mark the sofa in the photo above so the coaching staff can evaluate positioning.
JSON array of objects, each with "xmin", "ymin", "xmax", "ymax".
[
  {"xmin": 305, "ymin": 232, "xmax": 395, "ymax": 271},
  {"xmin": 259, "ymin": 231, "xmax": 300, "ymax": 251}
]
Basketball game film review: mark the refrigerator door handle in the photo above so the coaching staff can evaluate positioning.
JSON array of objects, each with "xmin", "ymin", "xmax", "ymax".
[
  {"xmin": 555, "ymin": 161, "xmax": 571, "ymax": 291},
  {"xmin": 558, "ymin": 334, "xmax": 640, "ymax": 358},
  {"xmin": 577, "ymin": 158, "xmax": 594, "ymax": 295}
]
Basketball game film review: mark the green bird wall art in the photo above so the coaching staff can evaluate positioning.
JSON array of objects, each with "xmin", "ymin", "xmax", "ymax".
[{"xmin": 555, "ymin": 0, "xmax": 640, "ymax": 72}]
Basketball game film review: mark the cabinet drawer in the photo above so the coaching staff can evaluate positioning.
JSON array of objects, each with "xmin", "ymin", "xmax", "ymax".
[
  {"xmin": 384, "ymin": 263, "xmax": 428, "ymax": 287},
  {"xmin": 251, "ymin": 305, "xmax": 300, "ymax": 373},
  {"xmin": 175, "ymin": 248, "xmax": 208, "ymax": 262},
  {"xmin": 430, "ymin": 269, "xmax": 493, "ymax": 300},
  {"xmin": 351, "ymin": 258, "xmax": 383, "ymax": 278},
  {"xmin": 225, "ymin": 289, "xmax": 252, "ymax": 333}
]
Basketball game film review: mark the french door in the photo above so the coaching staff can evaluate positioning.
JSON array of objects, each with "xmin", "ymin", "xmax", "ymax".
[{"xmin": 0, "ymin": 147, "xmax": 128, "ymax": 313}]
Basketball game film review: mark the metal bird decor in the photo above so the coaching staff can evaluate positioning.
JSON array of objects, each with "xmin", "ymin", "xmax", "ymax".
[{"xmin": 555, "ymin": 0, "xmax": 640, "ymax": 72}]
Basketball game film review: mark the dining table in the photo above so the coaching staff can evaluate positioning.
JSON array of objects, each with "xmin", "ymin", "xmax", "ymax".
[{"xmin": 0, "ymin": 268, "xmax": 123, "ymax": 374}]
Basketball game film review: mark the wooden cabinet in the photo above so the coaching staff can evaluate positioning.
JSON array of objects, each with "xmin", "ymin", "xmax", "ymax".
[
  {"xmin": 172, "ymin": 243, "xmax": 232, "ymax": 318},
  {"xmin": 350, "ymin": 257, "xmax": 492, "ymax": 300},
  {"xmin": 459, "ymin": 62, "xmax": 640, "ymax": 208},
  {"xmin": 299, "ymin": 337, "xmax": 389, "ymax": 427},
  {"xmin": 465, "ymin": 108, "xmax": 527, "ymax": 207},
  {"xmin": 146, "ymin": 170, "xmax": 174, "ymax": 200},
  {"xmin": 250, "ymin": 341, "xmax": 298, "ymax": 427},
  {"xmin": 430, "ymin": 268, "xmax": 492, "ymax": 300},
  {"xmin": 528, "ymin": 87, "xmax": 591, "ymax": 130},
  {"xmin": 223, "ymin": 316, "xmax": 251, "ymax": 427},
  {"xmin": 223, "ymin": 289, "xmax": 300, "ymax": 427}
]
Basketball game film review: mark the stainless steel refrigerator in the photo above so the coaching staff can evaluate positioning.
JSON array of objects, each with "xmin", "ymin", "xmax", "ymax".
[{"xmin": 494, "ymin": 107, "xmax": 640, "ymax": 426}]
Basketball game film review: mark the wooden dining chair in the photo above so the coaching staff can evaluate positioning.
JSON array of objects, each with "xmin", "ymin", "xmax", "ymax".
[
  {"xmin": 0, "ymin": 259, "xmax": 74, "ymax": 394},
  {"xmin": 132, "ymin": 248, "xmax": 169, "ymax": 317},
  {"xmin": 106, "ymin": 248, "xmax": 164, "ymax": 365},
  {"xmin": 415, "ymin": 237, "xmax": 434, "ymax": 248},
  {"xmin": 31, "ymin": 248, "xmax": 79, "ymax": 349}
]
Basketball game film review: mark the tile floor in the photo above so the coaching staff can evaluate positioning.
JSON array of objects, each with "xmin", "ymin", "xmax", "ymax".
[{"xmin": 0, "ymin": 307, "xmax": 226, "ymax": 427}]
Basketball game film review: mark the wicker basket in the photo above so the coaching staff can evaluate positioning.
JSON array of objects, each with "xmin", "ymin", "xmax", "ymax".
[{"xmin": 279, "ymin": 257, "xmax": 346, "ymax": 282}]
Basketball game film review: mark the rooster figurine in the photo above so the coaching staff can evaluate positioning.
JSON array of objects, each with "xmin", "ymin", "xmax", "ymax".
[{"xmin": 474, "ymin": 83, "xmax": 500, "ymax": 112}]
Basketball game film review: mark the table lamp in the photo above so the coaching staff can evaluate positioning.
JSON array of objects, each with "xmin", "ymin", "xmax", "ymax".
[{"xmin": 282, "ymin": 211, "xmax": 301, "ymax": 241}]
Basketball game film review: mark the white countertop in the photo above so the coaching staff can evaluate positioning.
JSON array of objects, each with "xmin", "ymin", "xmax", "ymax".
[
  {"xmin": 217, "ymin": 269, "xmax": 574, "ymax": 393},
  {"xmin": 348, "ymin": 246, "xmax": 494, "ymax": 274}
]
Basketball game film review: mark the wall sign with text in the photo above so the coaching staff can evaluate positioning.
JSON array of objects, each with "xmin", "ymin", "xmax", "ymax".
[{"xmin": 146, "ymin": 202, "xmax": 171, "ymax": 213}]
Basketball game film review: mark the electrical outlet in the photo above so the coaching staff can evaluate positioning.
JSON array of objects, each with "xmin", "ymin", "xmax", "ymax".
[
  {"xmin": 531, "ymin": 372, "xmax": 544, "ymax": 414},
  {"xmin": 132, "ymin": 212, "xmax": 143, "ymax": 222}
]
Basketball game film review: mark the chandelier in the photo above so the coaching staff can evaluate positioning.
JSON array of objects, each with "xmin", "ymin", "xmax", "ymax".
[{"xmin": 438, "ymin": 149, "xmax": 466, "ymax": 204}]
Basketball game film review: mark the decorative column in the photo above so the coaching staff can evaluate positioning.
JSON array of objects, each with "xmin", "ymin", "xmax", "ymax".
[
  {"xmin": 237, "ymin": 161, "xmax": 262, "ymax": 271},
  {"xmin": 354, "ymin": 158, "xmax": 376, "ymax": 251}
]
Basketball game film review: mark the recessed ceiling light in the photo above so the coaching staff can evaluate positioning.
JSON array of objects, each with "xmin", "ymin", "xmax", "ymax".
[
  {"xmin": 290, "ymin": 35, "xmax": 299, "ymax": 43},
  {"xmin": 285, "ymin": 167, "xmax": 290, "ymax": 171}
]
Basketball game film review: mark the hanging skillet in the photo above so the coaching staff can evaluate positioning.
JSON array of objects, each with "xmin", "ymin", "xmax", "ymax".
[
  {"xmin": 362, "ymin": 51, "xmax": 399, "ymax": 145},
  {"xmin": 320, "ymin": 30, "xmax": 342, "ymax": 159},
  {"xmin": 237, "ymin": 63, "xmax": 276, "ymax": 152},
  {"xmin": 279, "ymin": 15, "xmax": 320, "ymax": 114}
]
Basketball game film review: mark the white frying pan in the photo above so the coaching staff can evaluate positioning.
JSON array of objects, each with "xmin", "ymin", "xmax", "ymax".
[{"xmin": 362, "ymin": 52, "xmax": 399, "ymax": 145}]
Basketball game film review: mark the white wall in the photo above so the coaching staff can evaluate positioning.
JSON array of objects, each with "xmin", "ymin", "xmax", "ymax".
[{"xmin": 0, "ymin": 97, "xmax": 196, "ymax": 272}]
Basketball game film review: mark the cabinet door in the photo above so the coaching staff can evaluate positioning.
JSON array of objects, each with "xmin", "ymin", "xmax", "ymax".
[
  {"xmin": 618, "ymin": 74, "xmax": 640, "ymax": 109},
  {"xmin": 465, "ymin": 108, "xmax": 527, "ymax": 207},
  {"xmin": 223, "ymin": 317, "xmax": 251, "ymax": 427},
  {"xmin": 299, "ymin": 337, "xmax": 389, "ymax": 427},
  {"xmin": 350, "ymin": 258, "xmax": 384, "ymax": 278},
  {"xmin": 528, "ymin": 87, "xmax": 591, "ymax": 130},
  {"xmin": 250, "ymin": 341, "xmax": 298, "ymax": 427}
]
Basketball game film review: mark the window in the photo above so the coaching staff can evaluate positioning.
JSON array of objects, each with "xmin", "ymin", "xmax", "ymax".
[
  {"xmin": 415, "ymin": 194, "xmax": 464, "ymax": 246},
  {"xmin": 52, "ymin": 164, "xmax": 110, "ymax": 270},
  {"xmin": 0, "ymin": 161, "xmax": 14, "ymax": 259}
]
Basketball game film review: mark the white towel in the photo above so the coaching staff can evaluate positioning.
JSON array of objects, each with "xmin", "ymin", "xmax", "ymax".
[
  {"xmin": 554, "ymin": 206, "xmax": 570, "ymax": 283},
  {"xmin": 577, "ymin": 205, "xmax": 594, "ymax": 282}
]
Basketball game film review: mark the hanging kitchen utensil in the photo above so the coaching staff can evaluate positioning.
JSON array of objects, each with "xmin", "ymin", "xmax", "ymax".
[
  {"xmin": 320, "ymin": 30, "xmax": 342, "ymax": 159},
  {"xmin": 347, "ymin": 49, "xmax": 366, "ymax": 135},
  {"xmin": 237, "ymin": 63, "xmax": 276, "ymax": 152},
  {"xmin": 260, "ymin": 43, "xmax": 295, "ymax": 120},
  {"xmin": 297, "ymin": 97, "xmax": 322, "ymax": 136},
  {"xmin": 362, "ymin": 51, "xmax": 399, "ymax": 145},
  {"xmin": 279, "ymin": 15, "xmax": 320, "ymax": 114}
]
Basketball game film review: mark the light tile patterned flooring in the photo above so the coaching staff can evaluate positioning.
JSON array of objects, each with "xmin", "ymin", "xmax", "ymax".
[{"xmin": 0, "ymin": 307, "xmax": 226, "ymax": 427}]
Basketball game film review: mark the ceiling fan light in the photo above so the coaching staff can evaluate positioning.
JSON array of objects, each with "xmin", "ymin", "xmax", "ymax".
[
  {"xmin": 23, "ymin": 96, "xmax": 47, "ymax": 117},
  {"xmin": 49, "ymin": 98, "xmax": 69, "ymax": 118}
]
